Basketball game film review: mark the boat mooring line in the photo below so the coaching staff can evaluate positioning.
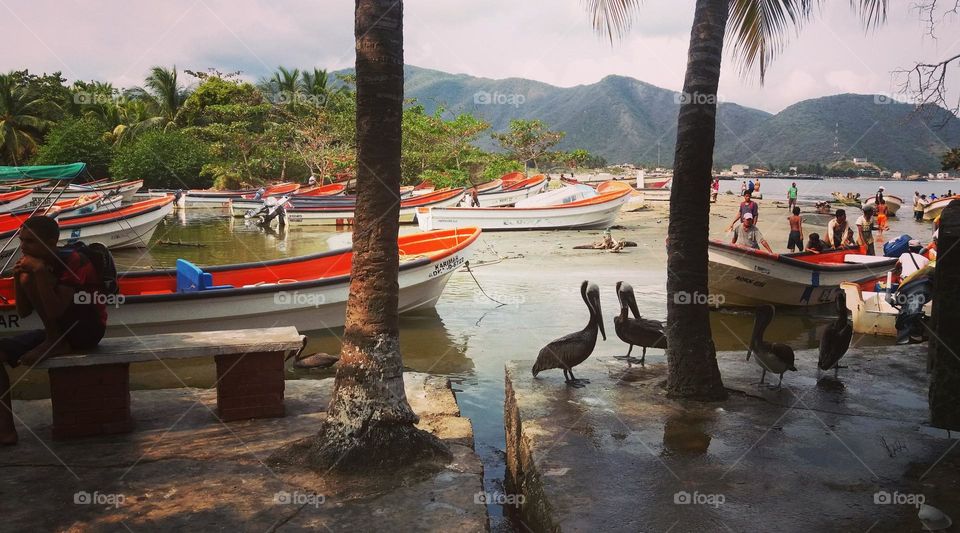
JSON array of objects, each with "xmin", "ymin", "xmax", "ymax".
[{"xmin": 464, "ymin": 261, "xmax": 506, "ymax": 307}]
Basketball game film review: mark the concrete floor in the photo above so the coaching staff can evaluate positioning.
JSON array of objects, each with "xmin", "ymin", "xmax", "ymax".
[
  {"xmin": 505, "ymin": 344, "xmax": 959, "ymax": 532},
  {"xmin": 1, "ymin": 374, "xmax": 488, "ymax": 532}
]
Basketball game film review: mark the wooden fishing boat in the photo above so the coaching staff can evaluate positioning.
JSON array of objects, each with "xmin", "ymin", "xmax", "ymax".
[
  {"xmin": 0, "ymin": 227, "xmax": 481, "ymax": 337},
  {"xmin": 596, "ymin": 181, "xmax": 645, "ymax": 210},
  {"xmin": 283, "ymin": 187, "xmax": 466, "ymax": 226},
  {"xmin": 500, "ymin": 171, "xmax": 526, "ymax": 188},
  {"xmin": 923, "ymin": 196, "xmax": 959, "ymax": 221},
  {"xmin": 1, "ymin": 196, "xmax": 175, "ymax": 259},
  {"xmin": 416, "ymin": 188, "xmax": 631, "ymax": 231},
  {"xmin": 411, "ymin": 180, "xmax": 436, "ymax": 196},
  {"xmin": 37, "ymin": 179, "xmax": 143, "ymax": 203},
  {"xmin": 708, "ymin": 241, "xmax": 897, "ymax": 307},
  {"xmin": 178, "ymin": 182, "xmax": 299, "ymax": 208},
  {"xmin": 832, "ymin": 192, "xmax": 862, "ymax": 208},
  {"xmin": 229, "ymin": 183, "xmax": 340, "ymax": 216},
  {"xmin": 471, "ymin": 178, "xmax": 503, "ymax": 194},
  {"xmin": 517, "ymin": 184, "xmax": 595, "ymax": 207},
  {"xmin": 0, "ymin": 178, "xmax": 51, "ymax": 191},
  {"xmin": 475, "ymin": 176, "xmax": 548, "ymax": 207},
  {"xmin": 293, "ymin": 183, "xmax": 347, "ymax": 197},
  {"xmin": 862, "ymin": 194, "xmax": 903, "ymax": 216},
  {"xmin": 841, "ymin": 278, "xmax": 933, "ymax": 336},
  {"xmin": 0, "ymin": 190, "xmax": 33, "ymax": 214}
]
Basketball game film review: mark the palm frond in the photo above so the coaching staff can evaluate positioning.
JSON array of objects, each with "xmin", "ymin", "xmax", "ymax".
[
  {"xmin": 583, "ymin": 0, "xmax": 643, "ymax": 43},
  {"xmin": 727, "ymin": 0, "xmax": 818, "ymax": 81},
  {"xmin": 850, "ymin": 0, "xmax": 886, "ymax": 30}
]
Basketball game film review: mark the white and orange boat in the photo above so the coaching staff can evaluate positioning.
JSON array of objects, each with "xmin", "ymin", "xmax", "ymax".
[
  {"xmin": 708, "ymin": 241, "xmax": 897, "ymax": 307},
  {"xmin": 283, "ymin": 187, "xmax": 466, "ymax": 225},
  {"xmin": 229, "ymin": 183, "xmax": 343, "ymax": 216},
  {"xmin": 841, "ymin": 277, "xmax": 933, "ymax": 336},
  {"xmin": 0, "ymin": 189, "xmax": 33, "ymax": 214},
  {"xmin": 416, "ymin": 188, "xmax": 630, "ymax": 231},
  {"xmin": 178, "ymin": 182, "xmax": 300, "ymax": 208},
  {"xmin": 0, "ymin": 227, "xmax": 481, "ymax": 337},
  {"xmin": 475, "ymin": 175, "xmax": 548, "ymax": 207},
  {"xmin": 923, "ymin": 195, "xmax": 959, "ymax": 221}
]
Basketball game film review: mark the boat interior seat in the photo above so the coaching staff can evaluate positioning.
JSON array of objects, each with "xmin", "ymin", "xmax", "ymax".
[{"xmin": 176, "ymin": 259, "xmax": 234, "ymax": 292}]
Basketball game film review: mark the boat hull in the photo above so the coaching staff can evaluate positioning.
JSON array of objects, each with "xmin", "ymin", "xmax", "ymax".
[
  {"xmin": 0, "ymin": 190, "xmax": 33, "ymax": 214},
  {"xmin": 284, "ymin": 189, "xmax": 466, "ymax": 226},
  {"xmin": 707, "ymin": 242, "xmax": 897, "ymax": 307},
  {"xmin": 923, "ymin": 196, "xmax": 958, "ymax": 221},
  {"xmin": 841, "ymin": 282, "xmax": 932, "ymax": 336},
  {"xmin": 862, "ymin": 195, "xmax": 903, "ymax": 216},
  {"xmin": 476, "ymin": 178, "xmax": 547, "ymax": 207},
  {"xmin": 40, "ymin": 180, "xmax": 143, "ymax": 203}
]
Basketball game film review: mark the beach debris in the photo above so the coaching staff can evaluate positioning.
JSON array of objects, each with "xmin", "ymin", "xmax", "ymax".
[
  {"xmin": 918, "ymin": 504, "xmax": 952, "ymax": 530},
  {"xmin": 293, "ymin": 352, "xmax": 340, "ymax": 369},
  {"xmin": 157, "ymin": 239, "xmax": 207, "ymax": 247},
  {"xmin": 573, "ymin": 230, "xmax": 636, "ymax": 251}
]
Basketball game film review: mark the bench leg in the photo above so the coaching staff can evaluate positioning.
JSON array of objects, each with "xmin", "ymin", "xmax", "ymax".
[
  {"xmin": 49, "ymin": 364, "xmax": 133, "ymax": 440},
  {"xmin": 215, "ymin": 352, "xmax": 285, "ymax": 422}
]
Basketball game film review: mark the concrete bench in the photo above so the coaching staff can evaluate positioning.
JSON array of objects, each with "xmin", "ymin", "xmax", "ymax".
[{"xmin": 34, "ymin": 326, "xmax": 305, "ymax": 440}]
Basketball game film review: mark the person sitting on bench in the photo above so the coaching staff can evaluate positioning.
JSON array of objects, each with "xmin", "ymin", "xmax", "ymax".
[{"xmin": 1, "ymin": 216, "xmax": 108, "ymax": 445}]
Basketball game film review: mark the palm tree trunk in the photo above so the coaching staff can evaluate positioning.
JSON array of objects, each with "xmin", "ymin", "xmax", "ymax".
[
  {"xmin": 664, "ymin": 0, "xmax": 727, "ymax": 400},
  {"xmin": 269, "ymin": 0, "xmax": 449, "ymax": 472}
]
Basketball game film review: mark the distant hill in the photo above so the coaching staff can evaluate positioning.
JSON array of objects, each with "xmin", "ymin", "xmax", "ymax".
[{"xmin": 338, "ymin": 65, "xmax": 960, "ymax": 173}]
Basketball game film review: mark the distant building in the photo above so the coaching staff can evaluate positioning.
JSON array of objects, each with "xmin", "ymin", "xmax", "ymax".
[
  {"xmin": 730, "ymin": 164, "xmax": 750, "ymax": 176},
  {"xmin": 892, "ymin": 171, "xmax": 903, "ymax": 179},
  {"xmin": 788, "ymin": 167, "xmax": 798, "ymax": 175},
  {"xmin": 853, "ymin": 158, "xmax": 868, "ymax": 164}
]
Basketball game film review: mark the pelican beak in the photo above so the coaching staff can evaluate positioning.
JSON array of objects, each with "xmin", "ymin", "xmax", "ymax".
[
  {"xmin": 627, "ymin": 288, "xmax": 641, "ymax": 320},
  {"xmin": 591, "ymin": 292, "xmax": 606, "ymax": 340}
]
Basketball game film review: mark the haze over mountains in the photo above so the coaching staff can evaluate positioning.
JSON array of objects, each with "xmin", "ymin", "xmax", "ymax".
[{"xmin": 382, "ymin": 65, "xmax": 960, "ymax": 173}]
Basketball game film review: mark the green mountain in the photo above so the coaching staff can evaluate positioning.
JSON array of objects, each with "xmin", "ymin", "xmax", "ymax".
[{"xmin": 342, "ymin": 65, "xmax": 960, "ymax": 173}]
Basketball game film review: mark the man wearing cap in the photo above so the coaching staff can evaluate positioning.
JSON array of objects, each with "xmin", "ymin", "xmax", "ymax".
[
  {"xmin": 731, "ymin": 212, "xmax": 773, "ymax": 253},
  {"xmin": 856, "ymin": 205, "xmax": 876, "ymax": 255},
  {"xmin": 825, "ymin": 209, "xmax": 856, "ymax": 248}
]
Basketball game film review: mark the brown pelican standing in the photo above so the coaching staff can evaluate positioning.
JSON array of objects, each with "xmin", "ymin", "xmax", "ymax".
[
  {"xmin": 532, "ymin": 281, "xmax": 605, "ymax": 388},
  {"xmin": 818, "ymin": 293, "xmax": 853, "ymax": 378},
  {"xmin": 613, "ymin": 281, "xmax": 667, "ymax": 366},
  {"xmin": 746, "ymin": 305, "xmax": 797, "ymax": 389}
]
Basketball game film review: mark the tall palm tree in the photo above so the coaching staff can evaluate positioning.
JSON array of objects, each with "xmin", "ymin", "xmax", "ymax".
[
  {"xmin": 0, "ymin": 73, "xmax": 55, "ymax": 165},
  {"xmin": 271, "ymin": 66, "xmax": 303, "ymax": 110},
  {"xmin": 270, "ymin": 0, "xmax": 448, "ymax": 471},
  {"xmin": 142, "ymin": 65, "xmax": 186, "ymax": 128},
  {"xmin": 587, "ymin": 0, "xmax": 887, "ymax": 400}
]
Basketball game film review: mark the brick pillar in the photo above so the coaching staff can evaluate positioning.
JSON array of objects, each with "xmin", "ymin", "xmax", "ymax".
[
  {"xmin": 929, "ymin": 200, "xmax": 960, "ymax": 430},
  {"xmin": 215, "ymin": 352, "xmax": 285, "ymax": 422},
  {"xmin": 48, "ymin": 364, "xmax": 133, "ymax": 440}
]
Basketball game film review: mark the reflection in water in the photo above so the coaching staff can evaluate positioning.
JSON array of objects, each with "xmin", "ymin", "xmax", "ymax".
[{"xmin": 662, "ymin": 411, "xmax": 713, "ymax": 456}]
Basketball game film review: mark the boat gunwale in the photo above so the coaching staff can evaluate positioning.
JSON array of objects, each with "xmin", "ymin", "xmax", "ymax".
[{"xmin": 709, "ymin": 240, "xmax": 898, "ymax": 272}]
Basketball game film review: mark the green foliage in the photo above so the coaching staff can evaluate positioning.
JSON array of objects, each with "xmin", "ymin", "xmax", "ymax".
[
  {"xmin": 418, "ymin": 168, "xmax": 469, "ymax": 189},
  {"xmin": 32, "ymin": 118, "xmax": 112, "ymax": 178},
  {"xmin": 0, "ymin": 71, "xmax": 60, "ymax": 165},
  {"xmin": 401, "ymin": 104, "xmax": 490, "ymax": 183},
  {"xmin": 492, "ymin": 119, "xmax": 565, "ymax": 168},
  {"xmin": 943, "ymin": 148, "xmax": 960, "ymax": 171},
  {"xmin": 479, "ymin": 157, "xmax": 524, "ymax": 182},
  {"xmin": 177, "ymin": 77, "xmax": 267, "ymax": 127},
  {"xmin": 110, "ymin": 129, "xmax": 210, "ymax": 189}
]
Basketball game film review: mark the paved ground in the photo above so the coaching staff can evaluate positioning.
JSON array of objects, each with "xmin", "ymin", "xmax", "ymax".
[
  {"xmin": 506, "ymin": 344, "xmax": 959, "ymax": 532},
  {"xmin": 1, "ymin": 374, "xmax": 488, "ymax": 532}
]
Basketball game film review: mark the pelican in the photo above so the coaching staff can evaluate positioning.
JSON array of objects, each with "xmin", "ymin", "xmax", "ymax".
[
  {"xmin": 818, "ymin": 293, "xmax": 853, "ymax": 378},
  {"xmin": 746, "ymin": 305, "xmax": 797, "ymax": 389},
  {"xmin": 532, "ymin": 281, "xmax": 605, "ymax": 387},
  {"xmin": 613, "ymin": 281, "xmax": 667, "ymax": 366}
]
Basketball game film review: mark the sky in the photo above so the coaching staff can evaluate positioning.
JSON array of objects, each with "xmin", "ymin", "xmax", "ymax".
[{"xmin": 4, "ymin": 0, "xmax": 959, "ymax": 113}]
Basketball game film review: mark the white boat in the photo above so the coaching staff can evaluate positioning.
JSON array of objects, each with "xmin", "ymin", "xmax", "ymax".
[
  {"xmin": 283, "ymin": 188, "xmax": 466, "ymax": 226},
  {"xmin": 177, "ymin": 182, "xmax": 300, "ymax": 209},
  {"xmin": 37, "ymin": 180, "xmax": 143, "ymax": 203},
  {"xmin": 636, "ymin": 188, "xmax": 671, "ymax": 202},
  {"xmin": 708, "ymin": 241, "xmax": 897, "ymax": 306},
  {"xmin": 0, "ymin": 227, "xmax": 481, "ymax": 337},
  {"xmin": 596, "ymin": 181, "xmax": 645, "ymax": 210},
  {"xmin": 841, "ymin": 280, "xmax": 933, "ymax": 336},
  {"xmin": 416, "ymin": 189, "xmax": 631, "ymax": 231},
  {"xmin": 0, "ymin": 190, "xmax": 33, "ymax": 214},
  {"xmin": 862, "ymin": 194, "xmax": 903, "ymax": 216},
  {"xmin": 475, "ymin": 176, "xmax": 548, "ymax": 207},
  {"xmin": 516, "ymin": 184, "xmax": 595, "ymax": 207},
  {"xmin": 923, "ymin": 196, "xmax": 959, "ymax": 221}
]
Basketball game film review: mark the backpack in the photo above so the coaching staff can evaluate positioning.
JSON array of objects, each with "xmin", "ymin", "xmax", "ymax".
[{"xmin": 60, "ymin": 241, "xmax": 119, "ymax": 295}]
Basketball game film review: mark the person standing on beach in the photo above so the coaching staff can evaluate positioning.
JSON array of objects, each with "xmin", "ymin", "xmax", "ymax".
[
  {"xmin": 741, "ymin": 181, "xmax": 746, "ymax": 195},
  {"xmin": 787, "ymin": 206, "xmax": 804, "ymax": 252},
  {"xmin": 731, "ymin": 213, "xmax": 773, "ymax": 253},
  {"xmin": 856, "ymin": 205, "xmax": 876, "ymax": 255},
  {"xmin": 825, "ymin": 209, "xmax": 856, "ymax": 248},
  {"xmin": 711, "ymin": 178, "xmax": 720, "ymax": 201},
  {"xmin": 876, "ymin": 199, "xmax": 888, "ymax": 237},
  {"xmin": 787, "ymin": 182, "xmax": 798, "ymax": 210},
  {"xmin": 727, "ymin": 191, "xmax": 759, "ymax": 232},
  {"xmin": 747, "ymin": 179, "xmax": 755, "ymax": 195},
  {"xmin": 913, "ymin": 191, "xmax": 924, "ymax": 221}
]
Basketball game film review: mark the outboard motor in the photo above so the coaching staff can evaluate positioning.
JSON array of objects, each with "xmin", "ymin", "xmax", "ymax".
[{"xmin": 889, "ymin": 278, "xmax": 933, "ymax": 345}]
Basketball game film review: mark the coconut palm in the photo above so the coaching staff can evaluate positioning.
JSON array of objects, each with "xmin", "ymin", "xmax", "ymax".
[
  {"xmin": 270, "ymin": 66, "xmax": 303, "ymax": 110},
  {"xmin": 302, "ymin": 68, "xmax": 331, "ymax": 105},
  {"xmin": 269, "ymin": 0, "xmax": 449, "ymax": 471},
  {"xmin": 587, "ymin": 0, "xmax": 887, "ymax": 400},
  {"xmin": 141, "ymin": 65, "xmax": 187, "ymax": 128},
  {"xmin": 0, "ymin": 72, "xmax": 55, "ymax": 165}
]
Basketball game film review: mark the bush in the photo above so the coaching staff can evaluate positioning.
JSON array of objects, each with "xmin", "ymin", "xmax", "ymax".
[
  {"xmin": 481, "ymin": 158, "xmax": 524, "ymax": 182},
  {"xmin": 32, "ymin": 118, "xmax": 113, "ymax": 178},
  {"xmin": 110, "ymin": 130, "xmax": 211, "ymax": 189}
]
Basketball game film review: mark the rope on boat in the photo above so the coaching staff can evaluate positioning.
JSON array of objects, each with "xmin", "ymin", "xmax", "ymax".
[{"xmin": 464, "ymin": 260, "xmax": 506, "ymax": 307}]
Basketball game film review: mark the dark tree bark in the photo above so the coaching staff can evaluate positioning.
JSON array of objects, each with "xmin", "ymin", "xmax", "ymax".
[
  {"xmin": 664, "ymin": 0, "xmax": 728, "ymax": 400},
  {"xmin": 929, "ymin": 200, "xmax": 960, "ymax": 430},
  {"xmin": 269, "ymin": 0, "xmax": 449, "ymax": 471}
]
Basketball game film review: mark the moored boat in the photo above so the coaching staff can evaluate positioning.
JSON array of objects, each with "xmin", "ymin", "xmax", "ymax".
[
  {"xmin": 283, "ymin": 187, "xmax": 466, "ymax": 226},
  {"xmin": 0, "ymin": 189, "xmax": 33, "ymax": 214},
  {"xmin": 832, "ymin": 192, "xmax": 862, "ymax": 208},
  {"xmin": 923, "ymin": 196, "xmax": 959, "ymax": 221},
  {"xmin": 475, "ymin": 175, "xmax": 548, "ymax": 207},
  {"xmin": 178, "ymin": 182, "xmax": 299, "ymax": 208},
  {"xmin": 416, "ymin": 188, "xmax": 631, "ymax": 231},
  {"xmin": 229, "ymin": 183, "xmax": 342, "ymax": 216},
  {"xmin": 841, "ymin": 279, "xmax": 933, "ymax": 336},
  {"xmin": 37, "ymin": 179, "xmax": 143, "ymax": 203},
  {"xmin": 0, "ymin": 227, "xmax": 481, "ymax": 337},
  {"xmin": 862, "ymin": 194, "xmax": 903, "ymax": 216},
  {"xmin": 708, "ymin": 241, "xmax": 897, "ymax": 306}
]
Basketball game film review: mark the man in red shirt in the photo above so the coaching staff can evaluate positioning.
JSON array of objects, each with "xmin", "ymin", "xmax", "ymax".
[{"xmin": 1, "ymin": 216, "xmax": 107, "ymax": 445}]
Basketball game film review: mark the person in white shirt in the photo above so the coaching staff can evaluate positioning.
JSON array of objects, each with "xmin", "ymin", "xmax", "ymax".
[
  {"xmin": 855, "ymin": 206, "xmax": 875, "ymax": 255},
  {"xmin": 825, "ymin": 209, "xmax": 855, "ymax": 248},
  {"xmin": 895, "ymin": 240, "xmax": 930, "ymax": 281}
]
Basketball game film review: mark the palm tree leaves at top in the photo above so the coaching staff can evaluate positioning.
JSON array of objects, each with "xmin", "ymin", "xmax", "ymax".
[
  {"xmin": 0, "ymin": 72, "xmax": 57, "ymax": 165},
  {"xmin": 585, "ymin": 0, "xmax": 888, "ymax": 81}
]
